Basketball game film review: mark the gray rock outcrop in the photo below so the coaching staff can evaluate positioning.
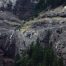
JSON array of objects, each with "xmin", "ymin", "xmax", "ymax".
[
  {"xmin": 18, "ymin": 6, "xmax": 66, "ymax": 65},
  {"xmin": 0, "ymin": 5, "xmax": 66, "ymax": 66},
  {"xmin": 0, "ymin": 11, "xmax": 22, "ymax": 66}
]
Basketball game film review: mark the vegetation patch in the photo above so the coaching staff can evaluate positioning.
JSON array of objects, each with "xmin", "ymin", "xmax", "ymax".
[{"xmin": 15, "ymin": 39, "xmax": 64, "ymax": 66}]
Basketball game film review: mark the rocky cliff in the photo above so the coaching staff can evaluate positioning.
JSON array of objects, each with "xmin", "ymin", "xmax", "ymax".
[
  {"xmin": 0, "ymin": 0, "xmax": 39, "ymax": 20},
  {"xmin": 0, "ymin": 10, "xmax": 22, "ymax": 66},
  {"xmin": 17, "ymin": 6, "xmax": 66, "ymax": 65},
  {"xmin": 0, "ymin": 4, "xmax": 66, "ymax": 66},
  {"xmin": 13, "ymin": 0, "xmax": 39, "ymax": 20}
]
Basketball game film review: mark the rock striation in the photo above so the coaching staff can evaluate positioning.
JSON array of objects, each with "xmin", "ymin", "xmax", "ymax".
[{"xmin": 0, "ymin": 10, "xmax": 22, "ymax": 66}]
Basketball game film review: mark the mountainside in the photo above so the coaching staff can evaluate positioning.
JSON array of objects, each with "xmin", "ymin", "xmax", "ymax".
[
  {"xmin": 0, "ymin": 0, "xmax": 66, "ymax": 66},
  {"xmin": 0, "ymin": 11, "xmax": 22, "ymax": 30},
  {"xmin": 18, "ymin": 6, "xmax": 66, "ymax": 66},
  {"xmin": 0, "ymin": 0, "xmax": 39, "ymax": 20},
  {"xmin": 13, "ymin": 0, "xmax": 39, "ymax": 20},
  {"xmin": 0, "ymin": 10, "xmax": 22, "ymax": 66}
]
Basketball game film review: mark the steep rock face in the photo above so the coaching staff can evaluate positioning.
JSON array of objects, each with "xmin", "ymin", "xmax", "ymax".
[
  {"xmin": 0, "ymin": 11, "xmax": 22, "ymax": 66},
  {"xmin": 13, "ymin": 0, "xmax": 39, "ymax": 19},
  {"xmin": 0, "ymin": 11, "xmax": 21, "ymax": 30},
  {"xmin": 0, "ymin": 0, "xmax": 39, "ymax": 20},
  {"xmin": 1, "ymin": 5, "xmax": 66, "ymax": 66},
  {"xmin": 18, "ymin": 6, "xmax": 66, "ymax": 65}
]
